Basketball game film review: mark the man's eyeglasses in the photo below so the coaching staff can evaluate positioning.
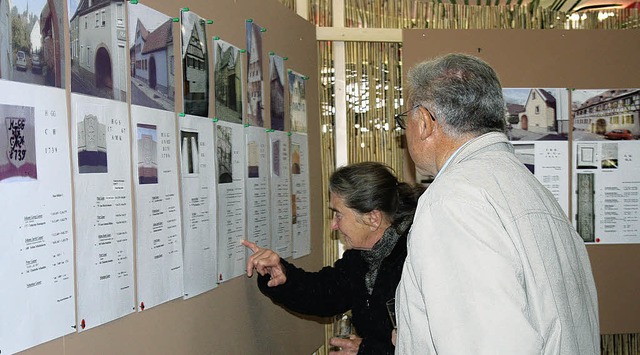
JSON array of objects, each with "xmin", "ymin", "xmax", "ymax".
[{"xmin": 394, "ymin": 104, "xmax": 435, "ymax": 130}]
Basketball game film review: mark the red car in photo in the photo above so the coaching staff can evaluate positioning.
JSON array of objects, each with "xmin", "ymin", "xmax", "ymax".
[{"xmin": 604, "ymin": 129, "xmax": 633, "ymax": 140}]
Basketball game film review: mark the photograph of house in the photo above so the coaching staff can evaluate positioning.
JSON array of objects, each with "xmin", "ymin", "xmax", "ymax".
[
  {"xmin": 180, "ymin": 10, "xmax": 208, "ymax": 117},
  {"xmin": 288, "ymin": 70, "xmax": 307, "ymax": 133},
  {"xmin": 572, "ymin": 89, "xmax": 639, "ymax": 141},
  {"xmin": 245, "ymin": 21, "xmax": 263, "ymax": 127},
  {"xmin": 69, "ymin": 0, "xmax": 128, "ymax": 101},
  {"xmin": 2, "ymin": 0, "xmax": 64, "ymax": 87},
  {"xmin": 214, "ymin": 39, "xmax": 242, "ymax": 124},
  {"xmin": 128, "ymin": 4, "xmax": 174, "ymax": 111},
  {"xmin": 270, "ymin": 54, "xmax": 285, "ymax": 131},
  {"xmin": 503, "ymin": 88, "xmax": 569, "ymax": 141}
]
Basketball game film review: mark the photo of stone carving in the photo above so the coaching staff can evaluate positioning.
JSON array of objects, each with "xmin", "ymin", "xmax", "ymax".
[
  {"xmin": 180, "ymin": 130, "xmax": 199, "ymax": 175},
  {"xmin": 217, "ymin": 125, "xmax": 232, "ymax": 183},
  {"xmin": 137, "ymin": 123, "xmax": 158, "ymax": 184},
  {"xmin": 77, "ymin": 112, "xmax": 108, "ymax": 174},
  {"xmin": 291, "ymin": 143, "xmax": 300, "ymax": 175},
  {"xmin": 576, "ymin": 172, "xmax": 595, "ymax": 243},
  {"xmin": 247, "ymin": 140, "xmax": 259, "ymax": 178},
  {"xmin": 271, "ymin": 139, "xmax": 280, "ymax": 177}
]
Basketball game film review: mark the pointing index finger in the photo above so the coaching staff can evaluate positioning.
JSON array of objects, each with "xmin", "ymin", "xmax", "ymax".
[{"xmin": 241, "ymin": 239, "xmax": 260, "ymax": 253}]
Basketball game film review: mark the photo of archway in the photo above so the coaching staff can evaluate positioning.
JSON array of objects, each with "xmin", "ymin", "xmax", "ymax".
[
  {"xmin": 2, "ymin": 0, "xmax": 66, "ymax": 88},
  {"xmin": 180, "ymin": 9, "xmax": 209, "ymax": 117},
  {"xmin": 68, "ymin": 0, "xmax": 128, "ymax": 101},
  {"xmin": 128, "ymin": 3, "xmax": 174, "ymax": 112},
  {"xmin": 214, "ymin": 38, "xmax": 243, "ymax": 124}
]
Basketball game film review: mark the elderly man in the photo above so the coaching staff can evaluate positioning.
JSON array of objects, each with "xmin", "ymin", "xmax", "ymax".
[{"xmin": 394, "ymin": 53, "xmax": 599, "ymax": 354}]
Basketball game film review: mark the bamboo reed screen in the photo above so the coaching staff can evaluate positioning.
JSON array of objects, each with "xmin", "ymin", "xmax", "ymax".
[{"xmin": 312, "ymin": 1, "xmax": 639, "ymax": 354}]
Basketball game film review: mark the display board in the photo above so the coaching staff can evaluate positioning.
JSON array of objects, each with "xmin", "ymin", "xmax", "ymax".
[
  {"xmin": 8, "ymin": 0, "xmax": 322, "ymax": 354},
  {"xmin": 402, "ymin": 29, "xmax": 640, "ymax": 334}
]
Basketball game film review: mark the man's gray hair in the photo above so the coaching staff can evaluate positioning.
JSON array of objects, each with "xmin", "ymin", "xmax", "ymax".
[{"xmin": 407, "ymin": 53, "xmax": 506, "ymax": 138}]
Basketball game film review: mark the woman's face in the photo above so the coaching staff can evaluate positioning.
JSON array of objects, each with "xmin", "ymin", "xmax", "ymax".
[{"xmin": 329, "ymin": 192, "xmax": 376, "ymax": 250}]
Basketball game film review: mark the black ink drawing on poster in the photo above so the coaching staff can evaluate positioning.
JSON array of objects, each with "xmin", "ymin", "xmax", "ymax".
[
  {"xmin": 288, "ymin": 70, "xmax": 307, "ymax": 133},
  {"xmin": 269, "ymin": 54, "xmax": 285, "ymax": 131},
  {"xmin": 0, "ymin": 104, "xmax": 37, "ymax": 182},
  {"xmin": 2, "ymin": 0, "xmax": 65, "ymax": 87},
  {"xmin": 247, "ymin": 140, "xmax": 259, "ymax": 178},
  {"xmin": 180, "ymin": 130, "xmax": 199, "ymax": 175},
  {"xmin": 180, "ymin": 10, "xmax": 209, "ymax": 117},
  {"xmin": 572, "ymin": 89, "xmax": 639, "ymax": 141},
  {"xmin": 68, "ymin": 0, "xmax": 127, "ymax": 101},
  {"xmin": 291, "ymin": 142, "xmax": 300, "ymax": 174},
  {"xmin": 128, "ymin": 3, "xmax": 175, "ymax": 112},
  {"xmin": 245, "ymin": 21, "xmax": 264, "ymax": 127},
  {"xmin": 214, "ymin": 38, "xmax": 243, "ymax": 124},
  {"xmin": 217, "ymin": 125, "xmax": 232, "ymax": 183},
  {"xmin": 76, "ymin": 104, "xmax": 108, "ymax": 174},
  {"xmin": 137, "ymin": 123, "xmax": 158, "ymax": 184},
  {"xmin": 502, "ymin": 88, "xmax": 568, "ymax": 141}
]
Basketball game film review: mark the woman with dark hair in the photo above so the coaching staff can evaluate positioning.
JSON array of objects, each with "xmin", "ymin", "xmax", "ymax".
[{"xmin": 242, "ymin": 161, "xmax": 424, "ymax": 355}]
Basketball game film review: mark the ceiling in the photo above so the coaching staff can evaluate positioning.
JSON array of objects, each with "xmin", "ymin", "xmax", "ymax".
[{"xmin": 540, "ymin": 0, "xmax": 640, "ymax": 12}]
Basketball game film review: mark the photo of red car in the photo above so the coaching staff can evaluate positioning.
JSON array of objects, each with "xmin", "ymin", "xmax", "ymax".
[{"xmin": 604, "ymin": 129, "xmax": 634, "ymax": 140}]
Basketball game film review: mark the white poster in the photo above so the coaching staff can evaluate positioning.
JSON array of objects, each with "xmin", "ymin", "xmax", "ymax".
[
  {"xmin": 179, "ymin": 115, "xmax": 218, "ymax": 298},
  {"xmin": 0, "ymin": 83, "xmax": 75, "ymax": 354},
  {"xmin": 290, "ymin": 133, "xmax": 311, "ymax": 258},
  {"xmin": 268, "ymin": 130, "xmax": 292, "ymax": 255},
  {"xmin": 131, "ymin": 106, "xmax": 183, "ymax": 310},
  {"xmin": 572, "ymin": 140, "xmax": 640, "ymax": 244},
  {"xmin": 512, "ymin": 141, "xmax": 569, "ymax": 216},
  {"xmin": 245, "ymin": 126, "xmax": 270, "ymax": 248},
  {"xmin": 71, "ymin": 94, "xmax": 135, "ymax": 331},
  {"xmin": 215, "ymin": 120, "xmax": 246, "ymax": 282}
]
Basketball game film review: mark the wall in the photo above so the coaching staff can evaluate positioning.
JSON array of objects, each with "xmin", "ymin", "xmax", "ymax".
[
  {"xmin": 402, "ymin": 29, "xmax": 640, "ymax": 334},
  {"xmin": 19, "ymin": 0, "xmax": 324, "ymax": 354}
]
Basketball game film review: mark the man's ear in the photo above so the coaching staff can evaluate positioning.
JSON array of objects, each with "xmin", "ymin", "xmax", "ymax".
[
  {"xmin": 416, "ymin": 106, "xmax": 435, "ymax": 141},
  {"xmin": 364, "ymin": 210, "xmax": 383, "ymax": 230}
]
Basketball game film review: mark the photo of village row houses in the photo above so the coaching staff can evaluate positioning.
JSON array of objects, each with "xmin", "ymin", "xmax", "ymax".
[
  {"xmin": 129, "ymin": 4, "xmax": 174, "ymax": 112},
  {"xmin": 572, "ymin": 89, "xmax": 640, "ymax": 141},
  {"xmin": 69, "ymin": 0, "xmax": 128, "ymax": 101}
]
